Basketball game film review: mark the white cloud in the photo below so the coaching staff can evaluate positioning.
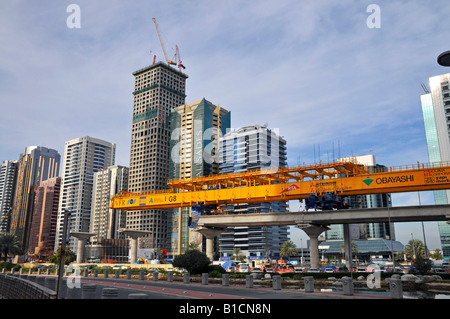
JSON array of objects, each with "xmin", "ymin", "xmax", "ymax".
[{"xmin": 1, "ymin": 0, "xmax": 450, "ymax": 249}]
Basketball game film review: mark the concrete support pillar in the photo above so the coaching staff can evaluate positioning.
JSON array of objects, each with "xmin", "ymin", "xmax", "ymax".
[
  {"xmin": 343, "ymin": 224, "xmax": 353, "ymax": 270},
  {"xmin": 194, "ymin": 227, "xmax": 226, "ymax": 261},
  {"xmin": 119, "ymin": 229, "xmax": 152, "ymax": 264},
  {"xmin": 297, "ymin": 224, "xmax": 329, "ymax": 270},
  {"xmin": 70, "ymin": 232, "xmax": 95, "ymax": 264}
]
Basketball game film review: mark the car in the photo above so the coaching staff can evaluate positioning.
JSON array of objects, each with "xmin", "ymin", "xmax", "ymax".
[
  {"xmin": 307, "ymin": 268, "xmax": 319, "ymax": 272},
  {"xmin": 227, "ymin": 266, "xmax": 236, "ymax": 272},
  {"xmin": 251, "ymin": 267, "xmax": 263, "ymax": 273},
  {"xmin": 265, "ymin": 268, "xmax": 274, "ymax": 273},
  {"xmin": 238, "ymin": 263, "xmax": 250, "ymax": 273},
  {"xmin": 338, "ymin": 267, "xmax": 349, "ymax": 272},
  {"xmin": 325, "ymin": 268, "xmax": 335, "ymax": 273}
]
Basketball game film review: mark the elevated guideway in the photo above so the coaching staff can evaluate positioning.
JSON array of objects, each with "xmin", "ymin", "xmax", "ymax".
[
  {"xmin": 197, "ymin": 204, "xmax": 450, "ymax": 228},
  {"xmin": 110, "ymin": 161, "xmax": 450, "ymax": 211},
  {"xmin": 107, "ymin": 160, "xmax": 450, "ymax": 270}
]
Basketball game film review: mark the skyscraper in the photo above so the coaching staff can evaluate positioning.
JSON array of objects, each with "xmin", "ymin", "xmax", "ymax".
[
  {"xmin": 0, "ymin": 160, "xmax": 18, "ymax": 233},
  {"xmin": 169, "ymin": 98, "xmax": 230, "ymax": 255},
  {"xmin": 90, "ymin": 165, "xmax": 129, "ymax": 243},
  {"xmin": 218, "ymin": 124, "xmax": 289, "ymax": 260},
  {"xmin": 10, "ymin": 146, "xmax": 60, "ymax": 253},
  {"xmin": 325, "ymin": 155, "xmax": 394, "ymax": 241},
  {"xmin": 55, "ymin": 136, "xmax": 115, "ymax": 252},
  {"xmin": 421, "ymin": 73, "xmax": 450, "ymax": 261},
  {"xmin": 127, "ymin": 61, "xmax": 188, "ymax": 250},
  {"xmin": 28, "ymin": 177, "xmax": 61, "ymax": 261}
]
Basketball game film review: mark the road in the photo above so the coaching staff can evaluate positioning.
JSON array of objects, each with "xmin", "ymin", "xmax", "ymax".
[{"xmin": 59, "ymin": 275, "xmax": 390, "ymax": 300}]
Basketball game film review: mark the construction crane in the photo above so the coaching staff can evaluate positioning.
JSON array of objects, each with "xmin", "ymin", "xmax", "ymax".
[
  {"xmin": 152, "ymin": 17, "xmax": 185, "ymax": 71},
  {"xmin": 110, "ymin": 160, "xmax": 450, "ymax": 212}
]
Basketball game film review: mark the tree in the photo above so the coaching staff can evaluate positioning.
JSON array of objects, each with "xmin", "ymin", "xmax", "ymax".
[
  {"xmin": 48, "ymin": 246, "xmax": 76, "ymax": 265},
  {"xmin": 339, "ymin": 241, "xmax": 358, "ymax": 262},
  {"xmin": 405, "ymin": 239, "xmax": 425, "ymax": 261},
  {"xmin": 186, "ymin": 242, "xmax": 200, "ymax": 251},
  {"xmin": 413, "ymin": 256, "xmax": 432, "ymax": 274},
  {"xmin": 232, "ymin": 248, "xmax": 244, "ymax": 261},
  {"xmin": 280, "ymin": 240, "xmax": 297, "ymax": 262},
  {"xmin": 172, "ymin": 249, "xmax": 211, "ymax": 275},
  {"xmin": 429, "ymin": 249, "xmax": 443, "ymax": 261},
  {"xmin": 0, "ymin": 232, "xmax": 23, "ymax": 262}
]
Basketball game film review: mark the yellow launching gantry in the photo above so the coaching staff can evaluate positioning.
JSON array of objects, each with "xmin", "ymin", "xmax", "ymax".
[{"xmin": 109, "ymin": 160, "xmax": 450, "ymax": 212}]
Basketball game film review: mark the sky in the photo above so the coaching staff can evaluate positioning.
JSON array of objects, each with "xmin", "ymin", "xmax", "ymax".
[{"xmin": 1, "ymin": 0, "xmax": 450, "ymax": 252}]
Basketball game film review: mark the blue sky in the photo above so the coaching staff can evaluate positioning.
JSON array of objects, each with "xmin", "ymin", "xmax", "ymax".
[{"xmin": 1, "ymin": 1, "xmax": 450, "ymax": 251}]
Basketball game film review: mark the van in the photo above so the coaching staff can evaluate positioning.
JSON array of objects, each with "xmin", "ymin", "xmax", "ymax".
[{"xmin": 239, "ymin": 263, "xmax": 250, "ymax": 272}]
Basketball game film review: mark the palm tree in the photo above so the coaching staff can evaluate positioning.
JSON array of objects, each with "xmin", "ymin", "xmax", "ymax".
[
  {"xmin": 280, "ymin": 240, "xmax": 297, "ymax": 262},
  {"xmin": 0, "ymin": 232, "xmax": 23, "ymax": 262},
  {"xmin": 405, "ymin": 239, "xmax": 425, "ymax": 261},
  {"xmin": 232, "ymin": 248, "xmax": 245, "ymax": 261},
  {"xmin": 339, "ymin": 241, "xmax": 359, "ymax": 263}
]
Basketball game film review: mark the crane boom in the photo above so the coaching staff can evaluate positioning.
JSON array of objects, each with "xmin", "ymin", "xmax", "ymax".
[
  {"xmin": 110, "ymin": 161, "xmax": 450, "ymax": 211},
  {"xmin": 152, "ymin": 17, "xmax": 176, "ymax": 65}
]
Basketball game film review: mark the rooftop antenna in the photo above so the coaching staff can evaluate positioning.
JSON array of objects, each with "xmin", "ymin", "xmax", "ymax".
[{"xmin": 421, "ymin": 83, "xmax": 430, "ymax": 94}]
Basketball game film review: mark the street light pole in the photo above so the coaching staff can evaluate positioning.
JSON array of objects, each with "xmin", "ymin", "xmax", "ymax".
[{"xmin": 56, "ymin": 210, "xmax": 71, "ymax": 299}]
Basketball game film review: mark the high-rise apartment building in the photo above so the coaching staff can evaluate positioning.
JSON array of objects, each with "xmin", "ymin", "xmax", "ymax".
[
  {"xmin": 421, "ymin": 73, "xmax": 450, "ymax": 261},
  {"xmin": 325, "ymin": 155, "xmax": 394, "ymax": 240},
  {"xmin": 127, "ymin": 62, "xmax": 188, "ymax": 250},
  {"xmin": 218, "ymin": 124, "xmax": 289, "ymax": 260},
  {"xmin": 28, "ymin": 177, "xmax": 61, "ymax": 261},
  {"xmin": 55, "ymin": 136, "xmax": 115, "ymax": 252},
  {"xmin": 10, "ymin": 146, "xmax": 60, "ymax": 253},
  {"xmin": 90, "ymin": 165, "xmax": 129, "ymax": 243},
  {"xmin": 169, "ymin": 98, "xmax": 230, "ymax": 255},
  {"xmin": 0, "ymin": 160, "xmax": 18, "ymax": 233}
]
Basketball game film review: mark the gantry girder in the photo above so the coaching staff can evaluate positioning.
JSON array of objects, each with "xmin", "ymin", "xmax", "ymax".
[{"xmin": 109, "ymin": 160, "xmax": 450, "ymax": 212}]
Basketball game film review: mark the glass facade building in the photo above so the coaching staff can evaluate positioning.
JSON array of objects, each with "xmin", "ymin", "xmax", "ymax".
[
  {"xmin": 218, "ymin": 124, "xmax": 289, "ymax": 260},
  {"xmin": 421, "ymin": 73, "xmax": 450, "ymax": 261},
  {"xmin": 169, "ymin": 98, "xmax": 230, "ymax": 256}
]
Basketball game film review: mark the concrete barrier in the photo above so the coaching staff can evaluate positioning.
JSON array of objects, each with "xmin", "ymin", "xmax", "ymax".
[
  {"xmin": 246, "ymin": 275, "xmax": 253, "ymax": 288},
  {"xmin": 167, "ymin": 271, "xmax": 173, "ymax": 282},
  {"xmin": 184, "ymin": 273, "xmax": 190, "ymax": 284},
  {"xmin": 273, "ymin": 275, "xmax": 281, "ymax": 290},
  {"xmin": 153, "ymin": 272, "xmax": 159, "ymax": 281},
  {"xmin": 389, "ymin": 278, "xmax": 403, "ymax": 299},
  {"xmin": 222, "ymin": 274, "xmax": 229, "ymax": 287},
  {"xmin": 202, "ymin": 273, "xmax": 208, "ymax": 285},
  {"xmin": 304, "ymin": 276, "xmax": 314, "ymax": 293},
  {"xmin": 342, "ymin": 277, "xmax": 354, "ymax": 296}
]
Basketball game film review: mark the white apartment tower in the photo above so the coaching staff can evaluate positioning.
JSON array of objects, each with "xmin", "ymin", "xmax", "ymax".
[
  {"xmin": 0, "ymin": 160, "xmax": 18, "ymax": 233},
  {"xmin": 55, "ymin": 136, "xmax": 116, "ymax": 252},
  {"xmin": 90, "ymin": 165, "xmax": 129, "ymax": 243},
  {"xmin": 219, "ymin": 124, "xmax": 289, "ymax": 260},
  {"xmin": 127, "ymin": 62, "xmax": 188, "ymax": 250}
]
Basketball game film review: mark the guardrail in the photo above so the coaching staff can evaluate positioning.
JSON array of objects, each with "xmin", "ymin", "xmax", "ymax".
[{"xmin": 0, "ymin": 274, "xmax": 56, "ymax": 299}]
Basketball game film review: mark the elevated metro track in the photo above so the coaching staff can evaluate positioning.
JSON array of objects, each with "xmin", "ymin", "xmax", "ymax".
[
  {"xmin": 196, "ymin": 205, "xmax": 450, "ymax": 228},
  {"xmin": 110, "ymin": 160, "xmax": 450, "ymax": 211}
]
